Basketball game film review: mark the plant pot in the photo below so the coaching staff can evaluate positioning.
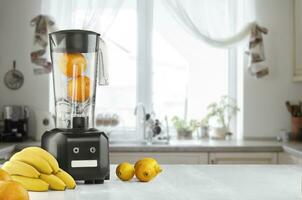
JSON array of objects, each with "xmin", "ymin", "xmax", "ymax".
[
  {"xmin": 210, "ymin": 127, "xmax": 229, "ymax": 140},
  {"xmin": 291, "ymin": 117, "xmax": 302, "ymax": 141},
  {"xmin": 177, "ymin": 129, "xmax": 193, "ymax": 140},
  {"xmin": 198, "ymin": 126, "xmax": 209, "ymax": 139}
]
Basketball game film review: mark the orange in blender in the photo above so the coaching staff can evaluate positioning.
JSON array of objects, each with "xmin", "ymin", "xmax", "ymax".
[
  {"xmin": 67, "ymin": 76, "xmax": 91, "ymax": 103},
  {"xmin": 59, "ymin": 53, "xmax": 87, "ymax": 77}
]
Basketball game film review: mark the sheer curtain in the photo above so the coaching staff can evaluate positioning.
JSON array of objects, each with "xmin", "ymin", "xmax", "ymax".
[
  {"xmin": 162, "ymin": 0, "xmax": 256, "ymax": 48},
  {"xmin": 42, "ymin": 0, "xmax": 124, "ymax": 37}
]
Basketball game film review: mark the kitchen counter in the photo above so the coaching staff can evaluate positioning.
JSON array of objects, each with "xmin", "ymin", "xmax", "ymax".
[
  {"xmin": 110, "ymin": 140, "xmax": 283, "ymax": 152},
  {"xmin": 0, "ymin": 140, "xmax": 283, "ymax": 155},
  {"xmin": 29, "ymin": 165, "xmax": 302, "ymax": 200},
  {"xmin": 283, "ymin": 142, "xmax": 302, "ymax": 158}
]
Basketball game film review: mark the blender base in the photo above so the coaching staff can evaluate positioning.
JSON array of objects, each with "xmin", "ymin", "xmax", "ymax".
[{"xmin": 41, "ymin": 128, "xmax": 110, "ymax": 184}]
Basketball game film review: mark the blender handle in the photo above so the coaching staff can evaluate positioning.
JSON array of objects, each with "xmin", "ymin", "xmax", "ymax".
[{"xmin": 98, "ymin": 38, "xmax": 109, "ymax": 85}]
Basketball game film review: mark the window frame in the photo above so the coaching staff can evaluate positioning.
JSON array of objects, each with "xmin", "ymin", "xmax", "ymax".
[{"xmin": 136, "ymin": 0, "xmax": 238, "ymax": 135}]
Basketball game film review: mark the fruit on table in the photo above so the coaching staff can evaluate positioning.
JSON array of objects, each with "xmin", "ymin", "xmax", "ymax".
[
  {"xmin": 11, "ymin": 176, "xmax": 49, "ymax": 192},
  {"xmin": 40, "ymin": 174, "xmax": 66, "ymax": 191},
  {"xmin": 116, "ymin": 158, "xmax": 162, "ymax": 182},
  {"xmin": 134, "ymin": 158, "xmax": 162, "ymax": 182},
  {"xmin": 55, "ymin": 168, "xmax": 76, "ymax": 189},
  {"xmin": 0, "ymin": 181, "xmax": 29, "ymax": 200},
  {"xmin": 2, "ymin": 160, "xmax": 40, "ymax": 178},
  {"xmin": 10, "ymin": 151, "xmax": 53, "ymax": 174},
  {"xmin": 134, "ymin": 158, "xmax": 162, "ymax": 174},
  {"xmin": 0, "ymin": 169, "xmax": 11, "ymax": 181},
  {"xmin": 67, "ymin": 76, "xmax": 91, "ymax": 102},
  {"xmin": 135, "ymin": 163, "xmax": 158, "ymax": 182},
  {"xmin": 116, "ymin": 162, "xmax": 135, "ymax": 181},
  {"xmin": 22, "ymin": 147, "xmax": 60, "ymax": 173},
  {"xmin": 59, "ymin": 53, "xmax": 87, "ymax": 77},
  {"xmin": 2, "ymin": 146, "xmax": 77, "ymax": 192}
]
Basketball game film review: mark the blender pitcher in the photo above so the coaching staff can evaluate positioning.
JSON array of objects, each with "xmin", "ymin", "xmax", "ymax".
[{"xmin": 49, "ymin": 30, "xmax": 108, "ymax": 129}]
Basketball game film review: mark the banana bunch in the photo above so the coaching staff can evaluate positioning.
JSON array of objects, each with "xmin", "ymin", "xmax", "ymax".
[{"xmin": 1, "ymin": 147, "xmax": 76, "ymax": 192}]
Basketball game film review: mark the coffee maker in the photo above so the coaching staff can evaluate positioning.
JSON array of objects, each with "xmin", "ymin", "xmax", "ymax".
[
  {"xmin": 42, "ymin": 30, "xmax": 110, "ymax": 184},
  {"xmin": 1, "ymin": 106, "xmax": 29, "ymax": 142}
]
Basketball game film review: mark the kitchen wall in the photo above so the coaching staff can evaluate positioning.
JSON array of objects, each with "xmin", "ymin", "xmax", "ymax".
[
  {"xmin": 243, "ymin": 0, "xmax": 302, "ymax": 138},
  {"xmin": 0, "ymin": 0, "xmax": 48, "ymax": 138},
  {"xmin": 0, "ymin": 0, "xmax": 301, "ymax": 139}
]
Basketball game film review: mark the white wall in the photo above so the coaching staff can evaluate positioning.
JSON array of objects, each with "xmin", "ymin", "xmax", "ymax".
[
  {"xmin": 243, "ymin": 0, "xmax": 302, "ymax": 138},
  {"xmin": 0, "ymin": 0, "xmax": 49, "ymax": 138},
  {"xmin": 0, "ymin": 0, "xmax": 301, "ymax": 139}
]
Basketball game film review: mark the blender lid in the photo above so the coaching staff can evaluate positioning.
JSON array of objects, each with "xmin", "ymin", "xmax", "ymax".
[{"xmin": 49, "ymin": 29, "xmax": 101, "ymax": 53}]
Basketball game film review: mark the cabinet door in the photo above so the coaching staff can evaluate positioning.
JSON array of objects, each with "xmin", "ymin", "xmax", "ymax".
[
  {"xmin": 209, "ymin": 152, "xmax": 277, "ymax": 164},
  {"xmin": 110, "ymin": 152, "xmax": 208, "ymax": 164},
  {"xmin": 294, "ymin": 0, "xmax": 302, "ymax": 81},
  {"xmin": 278, "ymin": 152, "xmax": 302, "ymax": 164}
]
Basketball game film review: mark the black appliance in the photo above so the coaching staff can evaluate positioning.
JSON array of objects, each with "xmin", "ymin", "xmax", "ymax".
[
  {"xmin": 1, "ymin": 105, "xmax": 29, "ymax": 142},
  {"xmin": 42, "ymin": 30, "xmax": 110, "ymax": 184}
]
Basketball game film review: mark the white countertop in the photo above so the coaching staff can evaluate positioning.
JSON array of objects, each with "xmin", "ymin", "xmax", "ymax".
[{"xmin": 29, "ymin": 165, "xmax": 302, "ymax": 200}]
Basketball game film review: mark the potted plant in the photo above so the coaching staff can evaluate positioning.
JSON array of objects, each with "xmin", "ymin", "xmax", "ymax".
[
  {"xmin": 204, "ymin": 95, "xmax": 239, "ymax": 140},
  {"xmin": 198, "ymin": 117, "xmax": 210, "ymax": 139},
  {"xmin": 171, "ymin": 116, "xmax": 198, "ymax": 140}
]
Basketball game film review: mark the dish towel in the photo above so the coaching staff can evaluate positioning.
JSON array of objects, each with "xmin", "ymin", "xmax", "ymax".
[
  {"xmin": 245, "ymin": 24, "xmax": 269, "ymax": 78},
  {"xmin": 30, "ymin": 15, "xmax": 56, "ymax": 75}
]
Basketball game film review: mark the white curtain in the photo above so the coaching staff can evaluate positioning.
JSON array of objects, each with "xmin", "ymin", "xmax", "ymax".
[
  {"xmin": 163, "ymin": 0, "xmax": 256, "ymax": 48},
  {"xmin": 42, "ymin": 0, "xmax": 124, "ymax": 37}
]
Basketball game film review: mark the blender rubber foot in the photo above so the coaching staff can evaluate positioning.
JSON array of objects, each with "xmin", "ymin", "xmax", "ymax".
[
  {"xmin": 84, "ymin": 179, "xmax": 104, "ymax": 184},
  {"xmin": 105, "ymin": 174, "xmax": 110, "ymax": 180},
  {"xmin": 94, "ymin": 179, "xmax": 104, "ymax": 184},
  {"xmin": 84, "ymin": 180, "xmax": 94, "ymax": 184}
]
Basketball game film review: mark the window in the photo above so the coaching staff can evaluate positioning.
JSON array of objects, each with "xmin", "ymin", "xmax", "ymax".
[
  {"xmin": 152, "ymin": 1, "xmax": 229, "ymax": 121},
  {"xmin": 92, "ymin": 0, "xmax": 236, "ymax": 138},
  {"xmin": 95, "ymin": 0, "xmax": 137, "ymax": 136}
]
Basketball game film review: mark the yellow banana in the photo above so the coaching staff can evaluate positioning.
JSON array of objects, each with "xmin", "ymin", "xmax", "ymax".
[
  {"xmin": 11, "ymin": 175, "xmax": 49, "ymax": 192},
  {"xmin": 22, "ymin": 147, "xmax": 60, "ymax": 173},
  {"xmin": 55, "ymin": 169, "xmax": 76, "ymax": 189},
  {"xmin": 40, "ymin": 174, "xmax": 66, "ymax": 191},
  {"xmin": 2, "ymin": 160, "xmax": 40, "ymax": 178},
  {"xmin": 10, "ymin": 151, "xmax": 53, "ymax": 174}
]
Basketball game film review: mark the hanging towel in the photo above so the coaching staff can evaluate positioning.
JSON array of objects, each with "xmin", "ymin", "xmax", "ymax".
[
  {"xmin": 245, "ymin": 24, "xmax": 269, "ymax": 78},
  {"xmin": 30, "ymin": 15, "xmax": 56, "ymax": 75}
]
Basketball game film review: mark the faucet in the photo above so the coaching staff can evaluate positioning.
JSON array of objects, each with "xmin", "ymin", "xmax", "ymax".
[{"xmin": 134, "ymin": 103, "xmax": 151, "ymax": 144}]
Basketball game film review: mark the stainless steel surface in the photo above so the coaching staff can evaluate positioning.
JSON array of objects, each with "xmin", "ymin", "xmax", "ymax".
[{"xmin": 3, "ymin": 105, "xmax": 28, "ymax": 120}]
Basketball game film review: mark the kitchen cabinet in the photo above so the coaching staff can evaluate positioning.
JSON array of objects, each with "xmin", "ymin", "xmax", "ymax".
[
  {"xmin": 111, "ymin": 152, "xmax": 280, "ymax": 165},
  {"xmin": 110, "ymin": 152, "xmax": 209, "ymax": 164},
  {"xmin": 278, "ymin": 152, "xmax": 302, "ymax": 164},
  {"xmin": 294, "ymin": 0, "xmax": 302, "ymax": 81},
  {"xmin": 209, "ymin": 152, "xmax": 278, "ymax": 164}
]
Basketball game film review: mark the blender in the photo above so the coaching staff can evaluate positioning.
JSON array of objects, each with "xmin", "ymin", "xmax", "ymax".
[{"xmin": 42, "ymin": 30, "xmax": 110, "ymax": 184}]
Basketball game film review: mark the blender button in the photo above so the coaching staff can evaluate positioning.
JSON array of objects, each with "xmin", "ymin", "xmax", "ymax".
[
  {"xmin": 73, "ymin": 147, "xmax": 79, "ymax": 154},
  {"xmin": 90, "ymin": 147, "xmax": 96, "ymax": 153}
]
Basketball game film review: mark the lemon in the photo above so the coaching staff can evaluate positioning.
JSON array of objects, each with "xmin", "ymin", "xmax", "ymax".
[
  {"xmin": 135, "ymin": 163, "xmax": 157, "ymax": 182},
  {"xmin": 134, "ymin": 158, "xmax": 162, "ymax": 174},
  {"xmin": 116, "ymin": 162, "xmax": 135, "ymax": 181}
]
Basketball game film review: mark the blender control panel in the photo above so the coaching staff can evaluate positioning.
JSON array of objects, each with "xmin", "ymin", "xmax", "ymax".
[{"xmin": 67, "ymin": 137, "xmax": 100, "ymax": 168}]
